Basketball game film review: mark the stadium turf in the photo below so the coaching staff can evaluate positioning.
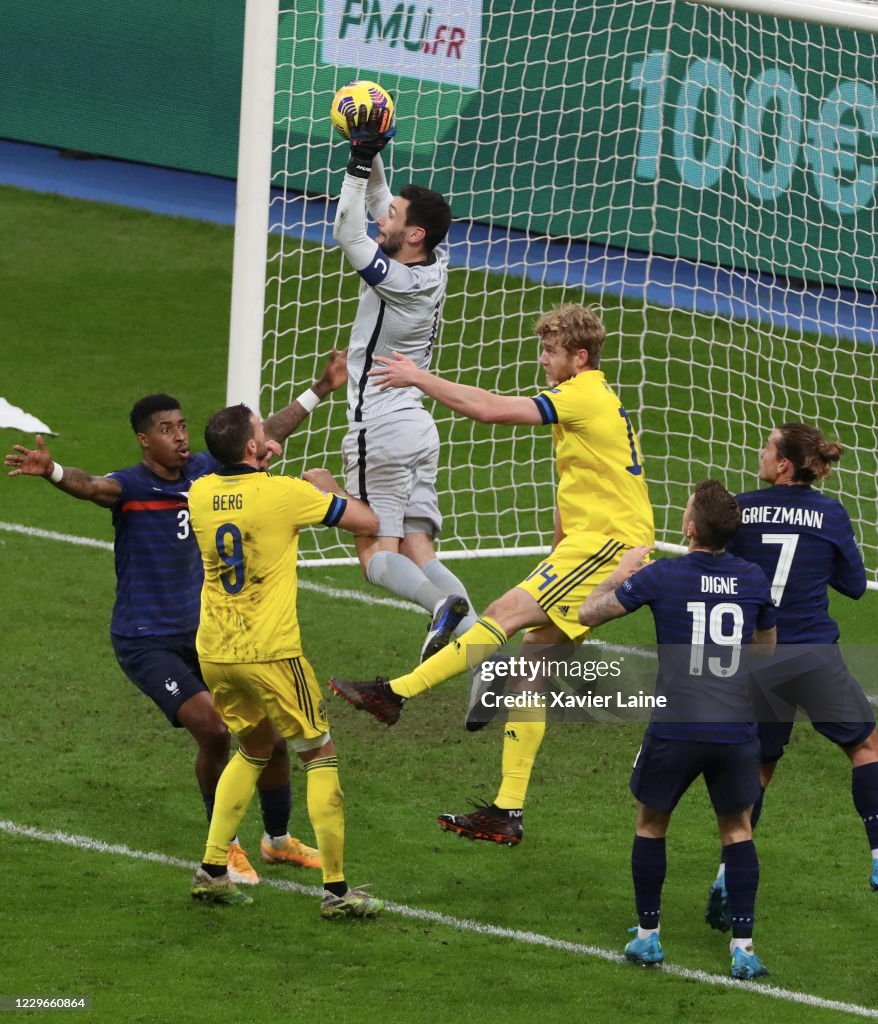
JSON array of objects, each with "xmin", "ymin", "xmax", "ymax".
[{"xmin": 1, "ymin": 186, "xmax": 876, "ymax": 1021}]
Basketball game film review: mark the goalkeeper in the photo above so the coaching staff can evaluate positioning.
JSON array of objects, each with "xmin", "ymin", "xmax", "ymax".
[{"xmin": 332, "ymin": 103, "xmax": 479, "ymax": 662}]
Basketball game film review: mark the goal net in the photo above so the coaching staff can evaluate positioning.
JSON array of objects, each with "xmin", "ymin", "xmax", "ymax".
[{"xmin": 237, "ymin": 0, "xmax": 878, "ymax": 579}]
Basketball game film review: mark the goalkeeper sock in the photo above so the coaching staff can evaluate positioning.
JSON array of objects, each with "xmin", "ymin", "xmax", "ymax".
[
  {"xmin": 202, "ymin": 750, "xmax": 269, "ymax": 868},
  {"xmin": 495, "ymin": 717, "xmax": 546, "ymax": 809},
  {"xmin": 366, "ymin": 550, "xmax": 444, "ymax": 613},
  {"xmin": 421, "ymin": 558, "xmax": 479, "ymax": 633},
  {"xmin": 390, "ymin": 616, "xmax": 508, "ymax": 699}
]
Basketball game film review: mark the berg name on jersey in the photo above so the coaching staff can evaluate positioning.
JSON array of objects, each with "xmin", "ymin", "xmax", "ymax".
[{"xmin": 213, "ymin": 493, "xmax": 243, "ymax": 511}]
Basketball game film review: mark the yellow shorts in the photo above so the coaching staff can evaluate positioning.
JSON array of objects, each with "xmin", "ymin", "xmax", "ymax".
[
  {"xmin": 201, "ymin": 655, "xmax": 329, "ymax": 742},
  {"xmin": 516, "ymin": 532, "xmax": 629, "ymax": 642}
]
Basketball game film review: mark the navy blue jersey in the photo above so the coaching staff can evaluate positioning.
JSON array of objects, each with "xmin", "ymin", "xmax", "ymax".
[
  {"xmin": 616, "ymin": 551, "xmax": 777, "ymax": 742},
  {"xmin": 727, "ymin": 485, "xmax": 866, "ymax": 644},
  {"xmin": 107, "ymin": 452, "xmax": 220, "ymax": 637}
]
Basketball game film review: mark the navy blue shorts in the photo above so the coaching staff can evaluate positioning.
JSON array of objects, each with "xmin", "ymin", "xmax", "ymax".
[
  {"xmin": 111, "ymin": 632, "xmax": 208, "ymax": 727},
  {"xmin": 630, "ymin": 733, "xmax": 762, "ymax": 816},
  {"xmin": 751, "ymin": 646, "xmax": 875, "ymax": 763}
]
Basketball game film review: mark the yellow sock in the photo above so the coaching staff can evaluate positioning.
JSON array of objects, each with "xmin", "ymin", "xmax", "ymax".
[
  {"xmin": 304, "ymin": 756, "xmax": 345, "ymax": 885},
  {"xmin": 390, "ymin": 616, "xmax": 508, "ymax": 699},
  {"xmin": 203, "ymin": 749, "xmax": 268, "ymax": 867},
  {"xmin": 495, "ymin": 717, "xmax": 546, "ymax": 810}
]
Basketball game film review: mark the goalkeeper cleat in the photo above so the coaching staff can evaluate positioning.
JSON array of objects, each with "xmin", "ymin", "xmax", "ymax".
[
  {"xmin": 191, "ymin": 868, "xmax": 254, "ymax": 906},
  {"xmin": 320, "ymin": 886, "xmax": 384, "ymax": 919},
  {"xmin": 329, "ymin": 677, "xmax": 404, "ymax": 726},
  {"xmin": 870, "ymin": 858, "xmax": 878, "ymax": 892},
  {"xmin": 465, "ymin": 654, "xmax": 510, "ymax": 732},
  {"xmin": 260, "ymin": 835, "xmax": 322, "ymax": 870},
  {"xmin": 226, "ymin": 841, "xmax": 259, "ymax": 885},
  {"xmin": 624, "ymin": 928, "xmax": 664, "ymax": 967},
  {"xmin": 421, "ymin": 595, "xmax": 469, "ymax": 662},
  {"xmin": 704, "ymin": 877, "xmax": 731, "ymax": 932},
  {"xmin": 730, "ymin": 945, "xmax": 769, "ymax": 981},
  {"xmin": 437, "ymin": 802, "xmax": 523, "ymax": 846}
]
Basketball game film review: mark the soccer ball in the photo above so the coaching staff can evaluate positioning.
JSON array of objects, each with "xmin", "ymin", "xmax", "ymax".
[{"xmin": 330, "ymin": 80, "xmax": 395, "ymax": 139}]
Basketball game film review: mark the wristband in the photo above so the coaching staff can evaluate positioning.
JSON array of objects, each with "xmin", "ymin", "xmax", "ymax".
[
  {"xmin": 295, "ymin": 388, "xmax": 321, "ymax": 414},
  {"xmin": 346, "ymin": 152, "xmax": 374, "ymax": 179},
  {"xmin": 49, "ymin": 461, "xmax": 64, "ymax": 483}
]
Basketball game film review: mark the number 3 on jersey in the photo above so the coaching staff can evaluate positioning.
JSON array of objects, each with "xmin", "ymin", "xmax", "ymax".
[{"xmin": 216, "ymin": 523, "xmax": 245, "ymax": 594}]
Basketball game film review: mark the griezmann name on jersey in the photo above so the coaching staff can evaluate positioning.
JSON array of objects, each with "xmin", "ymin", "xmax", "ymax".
[
  {"xmin": 728, "ymin": 484, "xmax": 867, "ymax": 644},
  {"xmin": 532, "ymin": 371, "xmax": 654, "ymax": 547},
  {"xmin": 189, "ymin": 466, "xmax": 345, "ymax": 664}
]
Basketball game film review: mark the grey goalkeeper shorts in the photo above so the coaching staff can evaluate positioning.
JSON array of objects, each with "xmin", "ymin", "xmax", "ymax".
[{"xmin": 342, "ymin": 410, "xmax": 442, "ymax": 538}]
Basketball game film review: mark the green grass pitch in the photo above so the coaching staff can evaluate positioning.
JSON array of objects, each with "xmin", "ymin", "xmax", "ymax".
[{"xmin": 1, "ymin": 186, "xmax": 876, "ymax": 1022}]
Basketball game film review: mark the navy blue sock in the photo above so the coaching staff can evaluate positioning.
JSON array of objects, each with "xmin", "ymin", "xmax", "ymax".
[
  {"xmin": 202, "ymin": 792, "xmax": 215, "ymax": 824},
  {"xmin": 258, "ymin": 783, "xmax": 292, "ymax": 838},
  {"xmin": 719, "ymin": 787, "xmax": 765, "ymax": 868},
  {"xmin": 749, "ymin": 786, "xmax": 766, "ymax": 831},
  {"xmin": 725, "ymin": 839, "xmax": 759, "ymax": 939},
  {"xmin": 631, "ymin": 835, "xmax": 666, "ymax": 930},
  {"xmin": 851, "ymin": 761, "xmax": 878, "ymax": 850}
]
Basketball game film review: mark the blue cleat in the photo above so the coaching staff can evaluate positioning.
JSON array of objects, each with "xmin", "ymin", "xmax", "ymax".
[
  {"xmin": 421, "ymin": 595, "xmax": 469, "ymax": 662},
  {"xmin": 730, "ymin": 945, "xmax": 769, "ymax": 980},
  {"xmin": 705, "ymin": 877, "xmax": 731, "ymax": 932},
  {"xmin": 624, "ymin": 927, "xmax": 664, "ymax": 966},
  {"xmin": 870, "ymin": 858, "xmax": 878, "ymax": 892}
]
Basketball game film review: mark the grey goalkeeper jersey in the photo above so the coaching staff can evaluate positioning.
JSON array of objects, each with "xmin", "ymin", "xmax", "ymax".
[{"xmin": 333, "ymin": 158, "xmax": 448, "ymax": 424}]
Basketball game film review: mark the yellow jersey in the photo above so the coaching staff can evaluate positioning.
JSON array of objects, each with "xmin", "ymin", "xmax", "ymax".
[
  {"xmin": 533, "ymin": 370, "xmax": 654, "ymax": 546},
  {"xmin": 189, "ymin": 466, "xmax": 345, "ymax": 663}
]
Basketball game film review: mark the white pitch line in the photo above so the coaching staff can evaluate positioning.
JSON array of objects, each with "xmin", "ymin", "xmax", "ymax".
[
  {"xmin": 1, "ymin": 819, "xmax": 876, "ymax": 1020},
  {"xmin": 0, "ymin": 520, "xmax": 420, "ymax": 611}
]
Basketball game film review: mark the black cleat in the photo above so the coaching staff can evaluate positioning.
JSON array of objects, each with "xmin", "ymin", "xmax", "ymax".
[
  {"xmin": 465, "ymin": 653, "xmax": 510, "ymax": 732},
  {"xmin": 421, "ymin": 595, "xmax": 469, "ymax": 662},
  {"xmin": 329, "ymin": 677, "xmax": 404, "ymax": 726},
  {"xmin": 437, "ymin": 802, "xmax": 523, "ymax": 846}
]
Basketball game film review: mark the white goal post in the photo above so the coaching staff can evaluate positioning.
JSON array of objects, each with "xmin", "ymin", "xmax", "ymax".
[{"xmin": 228, "ymin": 0, "xmax": 878, "ymax": 585}]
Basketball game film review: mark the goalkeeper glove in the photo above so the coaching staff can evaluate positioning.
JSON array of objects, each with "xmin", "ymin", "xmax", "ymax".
[{"xmin": 346, "ymin": 103, "xmax": 396, "ymax": 179}]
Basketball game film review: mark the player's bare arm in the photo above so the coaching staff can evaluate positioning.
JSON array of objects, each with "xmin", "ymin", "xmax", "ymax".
[
  {"xmin": 749, "ymin": 626, "xmax": 777, "ymax": 658},
  {"xmin": 579, "ymin": 545, "xmax": 654, "ymax": 626},
  {"xmin": 370, "ymin": 352, "xmax": 542, "ymax": 425},
  {"xmin": 302, "ymin": 467, "xmax": 379, "ymax": 536},
  {"xmin": 262, "ymin": 348, "xmax": 348, "ymax": 444},
  {"xmin": 5, "ymin": 434, "xmax": 121, "ymax": 508}
]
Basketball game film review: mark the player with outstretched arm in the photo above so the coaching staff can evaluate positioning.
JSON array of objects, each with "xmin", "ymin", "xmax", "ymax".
[
  {"xmin": 332, "ymin": 102, "xmax": 481, "ymax": 662},
  {"xmin": 330, "ymin": 303, "xmax": 654, "ymax": 846},
  {"xmin": 5, "ymin": 353, "xmax": 345, "ymax": 882}
]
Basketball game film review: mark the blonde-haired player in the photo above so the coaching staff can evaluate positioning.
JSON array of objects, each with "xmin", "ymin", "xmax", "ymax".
[
  {"xmin": 330, "ymin": 304, "xmax": 655, "ymax": 844},
  {"xmin": 188, "ymin": 404, "xmax": 383, "ymax": 916}
]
